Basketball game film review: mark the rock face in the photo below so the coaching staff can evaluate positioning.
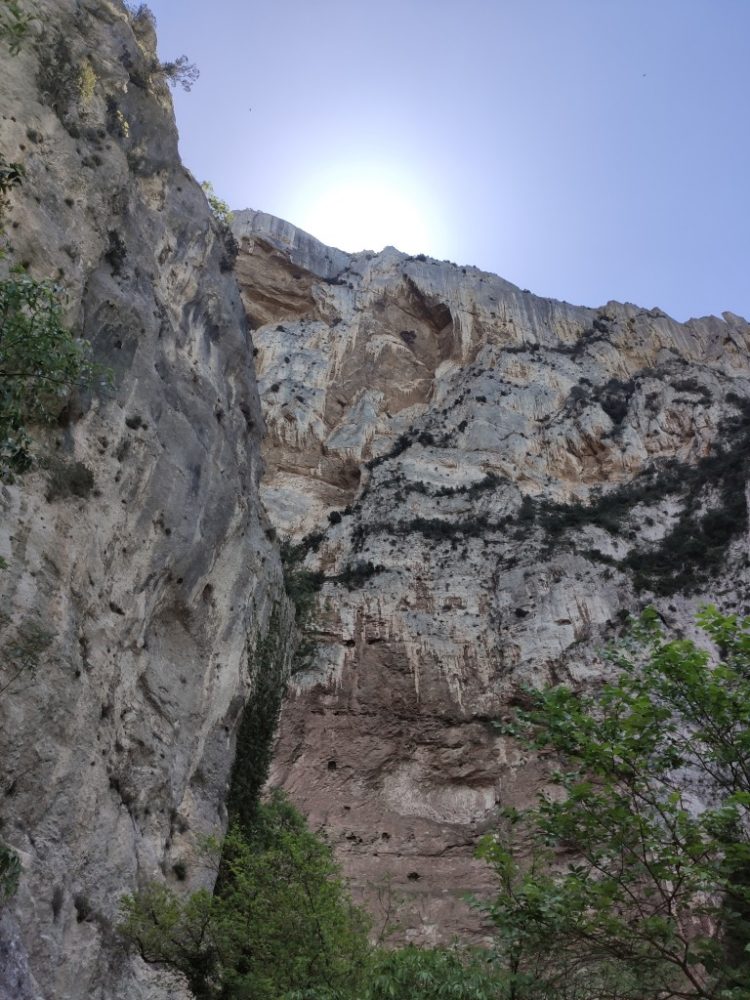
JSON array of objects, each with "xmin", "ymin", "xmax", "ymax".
[
  {"xmin": 233, "ymin": 210, "xmax": 750, "ymax": 942},
  {"xmin": 0, "ymin": 5, "xmax": 287, "ymax": 998}
]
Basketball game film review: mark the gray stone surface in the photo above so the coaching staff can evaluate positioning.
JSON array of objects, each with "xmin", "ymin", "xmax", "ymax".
[
  {"xmin": 0, "ymin": 3, "xmax": 287, "ymax": 996},
  {"xmin": 234, "ymin": 211, "xmax": 750, "ymax": 942}
]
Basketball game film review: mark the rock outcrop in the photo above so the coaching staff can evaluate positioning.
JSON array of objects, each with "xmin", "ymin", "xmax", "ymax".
[
  {"xmin": 0, "ymin": 5, "xmax": 287, "ymax": 997},
  {"xmin": 233, "ymin": 210, "xmax": 750, "ymax": 942},
  {"xmin": 2, "ymin": 1, "xmax": 749, "ymax": 988}
]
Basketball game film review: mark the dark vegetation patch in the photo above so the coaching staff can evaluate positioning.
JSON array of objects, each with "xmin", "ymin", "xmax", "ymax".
[
  {"xmin": 226, "ymin": 603, "xmax": 290, "ymax": 829},
  {"xmin": 567, "ymin": 370, "xmax": 714, "ymax": 432},
  {"xmin": 279, "ymin": 533, "xmax": 325, "ymax": 625},
  {"xmin": 398, "ymin": 514, "xmax": 501, "ymax": 541},
  {"xmin": 46, "ymin": 459, "xmax": 95, "ymax": 501},
  {"xmin": 335, "ymin": 560, "xmax": 383, "ymax": 589},
  {"xmin": 597, "ymin": 378, "xmax": 636, "ymax": 425},
  {"xmin": 350, "ymin": 511, "xmax": 509, "ymax": 552},
  {"xmin": 431, "ymin": 471, "xmax": 505, "ymax": 499},
  {"xmin": 365, "ymin": 432, "xmax": 413, "ymax": 470},
  {"xmin": 523, "ymin": 395, "xmax": 750, "ymax": 594},
  {"xmin": 219, "ymin": 229, "xmax": 239, "ymax": 273},
  {"xmin": 36, "ymin": 33, "xmax": 78, "ymax": 125},
  {"xmin": 104, "ymin": 231, "xmax": 127, "ymax": 275},
  {"xmin": 670, "ymin": 377, "xmax": 713, "ymax": 404}
]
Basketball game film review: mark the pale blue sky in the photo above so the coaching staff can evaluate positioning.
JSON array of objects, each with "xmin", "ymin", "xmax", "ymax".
[{"xmin": 146, "ymin": 0, "xmax": 749, "ymax": 322}]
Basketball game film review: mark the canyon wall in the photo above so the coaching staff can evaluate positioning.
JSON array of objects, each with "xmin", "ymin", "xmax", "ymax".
[
  {"xmin": 0, "ymin": 5, "xmax": 288, "ymax": 997},
  {"xmin": 233, "ymin": 209, "xmax": 750, "ymax": 942},
  {"xmin": 1, "ymin": 1, "xmax": 748, "ymax": 990}
]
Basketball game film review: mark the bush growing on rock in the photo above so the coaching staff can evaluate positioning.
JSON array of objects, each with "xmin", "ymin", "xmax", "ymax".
[
  {"xmin": 160, "ymin": 54, "xmax": 200, "ymax": 91},
  {"xmin": 0, "ymin": 153, "xmax": 105, "ymax": 480},
  {"xmin": 480, "ymin": 606, "xmax": 750, "ymax": 1000},
  {"xmin": 202, "ymin": 181, "xmax": 238, "ymax": 271},
  {"xmin": 0, "ymin": 271, "xmax": 99, "ymax": 479},
  {"xmin": 0, "ymin": 0, "xmax": 34, "ymax": 55},
  {"xmin": 119, "ymin": 793, "xmax": 371, "ymax": 1000}
]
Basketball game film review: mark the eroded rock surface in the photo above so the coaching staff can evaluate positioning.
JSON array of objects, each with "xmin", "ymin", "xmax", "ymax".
[
  {"xmin": 0, "ymin": 5, "xmax": 287, "ymax": 997},
  {"xmin": 234, "ymin": 210, "xmax": 750, "ymax": 942}
]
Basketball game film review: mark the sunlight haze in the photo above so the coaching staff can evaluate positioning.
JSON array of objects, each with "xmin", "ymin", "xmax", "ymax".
[{"xmin": 146, "ymin": 0, "xmax": 750, "ymax": 321}]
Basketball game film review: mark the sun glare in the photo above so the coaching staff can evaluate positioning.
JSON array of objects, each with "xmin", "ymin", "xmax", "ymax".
[{"xmin": 291, "ymin": 165, "xmax": 439, "ymax": 256}]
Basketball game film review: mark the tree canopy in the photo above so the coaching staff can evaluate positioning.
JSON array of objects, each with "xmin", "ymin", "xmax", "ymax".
[
  {"xmin": 119, "ymin": 793, "xmax": 371, "ymax": 1000},
  {"xmin": 479, "ymin": 606, "xmax": 750, "ymax": 1000}
]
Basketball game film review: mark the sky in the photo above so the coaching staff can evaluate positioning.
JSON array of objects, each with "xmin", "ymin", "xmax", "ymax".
[{"xmin": 145, "ymin": 0, "xmax": 750, "ymax": 322}]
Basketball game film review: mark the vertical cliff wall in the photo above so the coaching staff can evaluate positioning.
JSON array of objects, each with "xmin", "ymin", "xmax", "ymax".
[
  {"xmin": 0, "ymin": 5, "xmax": 288, "ymax": 997},
  {"xmin": 233, "ymin": 210, "xmax": 750, "ymax": 942}
]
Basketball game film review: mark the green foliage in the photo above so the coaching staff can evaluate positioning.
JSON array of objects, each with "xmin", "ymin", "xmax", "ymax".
[
  {"xmin": 76, "ymin": 59, "xmax": 97, "ymax": 103},
  {"xmin": 365, "ymin": 431, "xmax": 413, "ymax": 470},
  {"xmin": 161, "ymin": 54, "xmax": 200, "ymax": 92},
  {"xmin": 0, "ymin": 154, "xmax": 105, "ymax": 481},
  {"xmin": 0, "ymin": 155, "xmax": 23, "ymax": 235},
  {"xmin": 0, "ymin": 839, "xmax": 21, "ymax": 904},
  {"xmin": 0, "ymin": 614, "xmax": 53, "ymax": 697},
  {"xmin": 120, "ymin": 794, "xmax": 509, "ymax": 1000},
  {"xmin": 225, "ymin": 604, "xmax": 290, "ymax": 831},
  {"xmin": 335, "ymin": 559, "xmax": 383, "ymax": 590},
  {"xmin": 0, "ymin": 150, "xmax": 23, "ymax": 273},
  {"xmin": 36, "ymin": 32, "xmax": 80, "ymax": 122},
  {"xmin": 0, "ymin": 0, "xmax": 34, "ymax": 55},
  {"xmin": 124, "ymin": 2, "xmax": 155, "ymax": 24},
  {"xmin": 119, "ymin": 794, "xmax": 371, "ymax": 1000},
  {"xmin": 0, "ymin": 615, "xmax": 50, "ymax": 904},
  {"xmin": 368, "ymin": 946, "xmax": 501, "ymax": 1000},
  {"xmin": 45, "ymin": 457, "xmax": 95, "ymax": 501},
  {"xmin": 0, "ymin": 271, "xmax": 99, "ymax": 479},
  {"xmin": 280, "ymin": 535, "xmax": 325, "ymax": 670},
  {"xmin": 480, "ymin": 607, "xmax": 750, "ymax": 1000},
  {"xmin": 202, "ymin": 182, "xmax": 233, "ymax": 229},
  {"xmin": 201, "ymin": 182, "xmax": 238, "ymax": 272},
  {"xmin": 527, "ymin": 396, "xmax": 750, "ymax": 594}
]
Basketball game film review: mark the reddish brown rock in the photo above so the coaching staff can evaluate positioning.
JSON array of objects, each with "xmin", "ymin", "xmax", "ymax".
[{"xmin": 233, "ymin": 210, "xmax": 750, "ymax": 942}]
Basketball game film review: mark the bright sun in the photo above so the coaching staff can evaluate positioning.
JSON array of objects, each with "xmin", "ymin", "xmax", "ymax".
[{"xmin": 291, "ymin": 164, "xmax": 438, "ymax": 256}]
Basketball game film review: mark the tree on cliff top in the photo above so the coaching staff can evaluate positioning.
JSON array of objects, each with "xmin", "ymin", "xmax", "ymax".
[{"xmin": 480, "ymin": 606, "xmax": 750, "ymax": 1000}]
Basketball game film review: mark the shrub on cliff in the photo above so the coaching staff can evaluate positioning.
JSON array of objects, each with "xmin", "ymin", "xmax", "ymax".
[
  {"xmin": 0, "ymin": 840, "xmax": 21, "ymax": 904},
  {"xmin": 119, "ymin": 793, "xmax": 371, "ymax": 1000},
  {"xmin": 0, "ymin": 154, "xmax": 106, "ymax": 481},
  {"xmin": 0, "ymin": 271, "xmax": 99, "ymax": 479},
  {"xmin": 202, "ymin": 181, "xmax": 238, "ymax": 272},
  {"xmin": 368, "ymin": 946, "xmax": 501, "ymax": 1000},
  {"xmin": 0, "ymin": 0, "xmax": 34, "ymax": 55},
  {"xmin": 480, "ymin": 607, "xmax": 750, "ymax": 1000},
  {"xmin": 160, "ymin": 54, "xmax": 200, "ymax": 92}
]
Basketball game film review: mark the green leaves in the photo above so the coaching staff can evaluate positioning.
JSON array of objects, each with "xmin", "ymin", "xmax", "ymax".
[
  {"xmin": 0, "ymin": 0, "xmax": 35, "ymax": 56},
  {"xmin": 119, "ymin": 793, "xmax": 371, "ymax": 1000},
  {"xmin": 0, "ymin": 840, "xmax": 21, "ymax": 904},
  {"xmin": 201, "ymin": 181, "xmax": 233, "ymax": 229},
  {"xmin": 480, "ymin": 607, "xmax": 750, "ymax": 1000},
  {"xmin": 0, "ymin": 270, "xmax": 104, "ymax": 479},
  {"xmin": 0, "ymin": 148, "xmax": 107, "ymax": 482},
  {"xmin": 367, "ymin": 946, "xmax": 501, "ymax": 1000}
]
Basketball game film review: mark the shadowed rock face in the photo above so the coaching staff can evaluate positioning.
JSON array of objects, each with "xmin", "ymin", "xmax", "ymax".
[
  {"xmin": 0, "ymin": 4, "xmax": 287, "ymax": 997},
  {"xmin": 234, "ymin": 210, "xmax": 750, "ymax": 942}
]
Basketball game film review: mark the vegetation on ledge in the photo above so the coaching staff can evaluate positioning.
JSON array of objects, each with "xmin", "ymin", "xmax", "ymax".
[{"xmin": 120, "ymin": 607, "xmax": 750, "ymax": 1000}]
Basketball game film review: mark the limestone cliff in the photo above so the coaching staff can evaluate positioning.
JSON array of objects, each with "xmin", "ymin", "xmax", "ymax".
[
  {"xmin": 0, "ymin": 5, "xmax": 288, "ymax": 997},
  {"xmin": 233, "ymin": 210, "xmax": 750, "ymax": 942}
]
